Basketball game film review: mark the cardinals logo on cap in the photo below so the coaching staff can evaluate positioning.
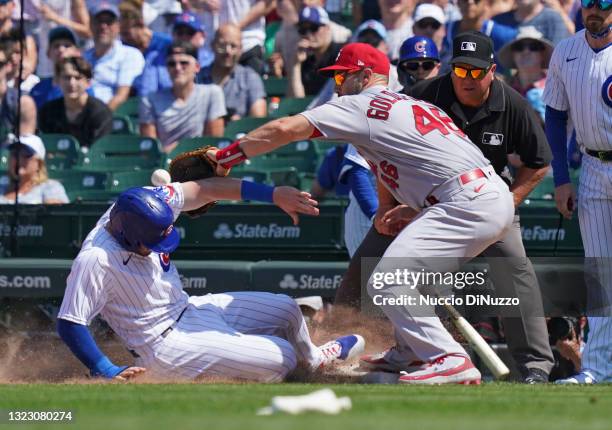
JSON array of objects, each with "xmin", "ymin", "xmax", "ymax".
[{"xmin": 461, "ymin": 42, "xmax": 477, "ymax": 52}]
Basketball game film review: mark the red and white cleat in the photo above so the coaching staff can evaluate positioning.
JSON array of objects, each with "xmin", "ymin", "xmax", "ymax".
[
  {"xmin": 359, "ymin": 347, "xmax": 425, "ymax": 373},
  {"xmin": 398, "ymin": 353, "xmax": 481, "ymax": 385}
]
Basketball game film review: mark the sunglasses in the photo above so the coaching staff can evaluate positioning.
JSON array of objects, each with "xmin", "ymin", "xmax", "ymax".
[
  {"xmin": 333, "ymin": 69, "xmax": 361, "ymax": 86},
  {"xmin": 452, "ymin": 65, "xmax": 490, "ymax": 80},
  {"xmin": 458, "ymin": 0, "xmax": 483, "ymax": 4},
  {"xmin": 400, "ymin": 61, "xmax": 437, "ymax": 71},
  {"xmin": 298, "ymin": 24, "xmax": 322, "ymax": 36},
  {"xmin": 581, "ymin": 0, "xmax": 612, "ymax": 11},
  {"xmin": 167, "ymin": 60, "xmax": 192, "ymax": 68},
  {"xmin": 511, "ymin": 41, "xmax": 545, "ymax": 52},
  {"xmin": 416, "ymin": 20, "xmax": 442, "ymax": 31}
]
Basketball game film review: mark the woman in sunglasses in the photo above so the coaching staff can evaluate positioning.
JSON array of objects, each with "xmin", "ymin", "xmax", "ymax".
[
  {"xmin": 0, "ymin": 135, "xmax": 69, "ymax": 204},
  {"xmin": 498, "ymin": 26, "xmax": 554, "ymax": 121}
]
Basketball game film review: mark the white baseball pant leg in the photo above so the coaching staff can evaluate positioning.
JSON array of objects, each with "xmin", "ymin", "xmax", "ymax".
[
  {"xmin": 367, "ymin": 174, "xmax": 514, "ymax": 362},
  {"xmin": 577, "ymin": 155, "xmax": 612, "ymax": 382},
  {"xmin": 145, "ymin": 292, "xmax": 323, "ymax": 381}
]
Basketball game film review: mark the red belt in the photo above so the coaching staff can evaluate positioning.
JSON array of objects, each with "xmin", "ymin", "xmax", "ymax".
[{"xmin": 426, "ymin": 168, "xmax": 488, "ymax": 206}]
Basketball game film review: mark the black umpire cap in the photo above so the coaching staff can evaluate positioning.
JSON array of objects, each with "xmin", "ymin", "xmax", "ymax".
[{"xmin": 451, "ymin": 31, "xmax": 495, "ymax": 69}]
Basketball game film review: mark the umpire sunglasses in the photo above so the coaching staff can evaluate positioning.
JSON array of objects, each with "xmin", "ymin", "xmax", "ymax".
[
  {"xmin": 581, "ymin": 0, "xmax": 612, "ymax": 11},
  {"xmin": 452, "ymin": 65, "xmax": 491, "ymax": 80}
]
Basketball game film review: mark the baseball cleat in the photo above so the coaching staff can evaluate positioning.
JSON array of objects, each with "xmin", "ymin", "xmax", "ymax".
[
  {"xmin": 319, "ymin": 334, "xmax": 365, "ymax": 365},
  {"xmin": 398, "ymin": 353, "xmax": 481, "ymax": 385},
  {"xmin": 359, "ymin": 347, "xmax": 426, "ymax": 373},
  {"xmin": 555, "ymin": 371, "xmax": 597, "ymax": 385}
]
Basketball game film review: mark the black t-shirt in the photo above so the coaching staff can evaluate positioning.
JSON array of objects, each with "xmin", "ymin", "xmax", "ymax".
[
  {"xmin": 407, "ymin": 73, "xmax": 552, "ymax": 183},
  {"xmin": 39, "ymin": 96, "xmax": 113, "ymax": 148},
  {"xmin": 302, "ymin": 42, "xmax": 343, "ymax": 96}
]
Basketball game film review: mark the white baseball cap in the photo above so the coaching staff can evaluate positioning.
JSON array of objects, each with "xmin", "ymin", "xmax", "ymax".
[
  {"xmin": 413, "ymin": 4, "xmax": 446, "ymax": 25},
  {"xmin": 8, "ymin": 134, "xmax": 46, "ymax": 160}
]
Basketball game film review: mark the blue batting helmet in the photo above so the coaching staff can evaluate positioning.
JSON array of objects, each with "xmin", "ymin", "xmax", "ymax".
[
  {"xmin": 398, "ymin": 36, "xmax": 440, "ymax": 63},
  {"xmin": 108, "ymin": 187, "xmax": 180, "ymax": 254}
]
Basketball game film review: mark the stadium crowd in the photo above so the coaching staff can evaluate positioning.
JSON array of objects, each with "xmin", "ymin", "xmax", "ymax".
[{"xmin": 0, "ymin": 0, "xmax": 605, "ymax": 382}]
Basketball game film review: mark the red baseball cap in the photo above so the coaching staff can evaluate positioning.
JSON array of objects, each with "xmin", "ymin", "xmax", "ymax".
[{"xmin": 319, "ymin": 43, "xmax": 390, "ymax": 77}]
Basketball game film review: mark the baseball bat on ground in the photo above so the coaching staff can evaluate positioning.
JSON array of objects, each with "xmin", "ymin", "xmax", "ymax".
[{"xmin": 442, "ymin": 301, "xmax": 510, "ymax": 379}]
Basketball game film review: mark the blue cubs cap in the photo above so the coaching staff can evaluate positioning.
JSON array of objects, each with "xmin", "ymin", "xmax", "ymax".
[
  {"xmin": 299, "ymin": 6, "xmax": 330, "ymax": 25},
  {"xmin": 399, "ymin": 36, "xmax": 440, "ymax": 63},
  {"xmin": 109, "ymin": 187, "xmax": 180, "ymax": 254},
  {"xmin": 174, "ymin": 12, "xmax": 204, "ymax": 33},
  {"xmin": 355, "ymin": 19, "xmax": 387, "ymax": 41}
]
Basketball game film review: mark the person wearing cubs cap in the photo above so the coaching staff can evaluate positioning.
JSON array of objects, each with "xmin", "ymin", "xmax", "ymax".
[
  {"xmin": 56, "ymin": 174, "xmax": 367, "ymax": 382},
  {"xmin": 396, "ymin": 36, "xmax": 441, "ymax": 91},
  {"xmin": 208, "ymin": 42, "xmax": 521, "ymax": 385},
  {"xmin": 329, "ymin": 31, "xmax": 555, "ymax": 384}
]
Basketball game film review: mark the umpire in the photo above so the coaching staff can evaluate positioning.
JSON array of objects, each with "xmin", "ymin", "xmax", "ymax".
[{"xmin": 335, "ymin": 31, "xmax": 555, "ymax": 383}]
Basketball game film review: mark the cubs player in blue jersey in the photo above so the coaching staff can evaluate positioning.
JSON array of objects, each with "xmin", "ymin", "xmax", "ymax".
[{"xmin": 543, "ymin": 0, "xmax": 612, "ymax": 384}]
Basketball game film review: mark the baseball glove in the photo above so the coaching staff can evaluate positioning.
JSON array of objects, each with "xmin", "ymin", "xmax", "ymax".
[{"xmin": 168, "ymin": 145, "xmax": 225, "ymax": 218}]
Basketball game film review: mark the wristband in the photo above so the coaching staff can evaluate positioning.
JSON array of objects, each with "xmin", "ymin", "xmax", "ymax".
[
  {"xmin": 216, "ymin": 141, "xmax": 248, "ymax": 169},
  {"xmin": 91, "ymin": 355, "xmax": 128, "ymax": 378},
  {"xmin": 241, "ymin": 180, "xmax": 275, "ymax": 203}
]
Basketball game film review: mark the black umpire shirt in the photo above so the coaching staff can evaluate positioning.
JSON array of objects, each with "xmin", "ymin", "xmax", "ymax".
[{"xmin": 406, "ymin": 73, "xmax": 552, "ymax": 184}]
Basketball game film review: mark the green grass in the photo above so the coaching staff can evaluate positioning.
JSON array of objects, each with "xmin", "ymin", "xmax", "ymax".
[{"xmin": 0, "ymin": 383, "xmax": 610, "ymax": 430}]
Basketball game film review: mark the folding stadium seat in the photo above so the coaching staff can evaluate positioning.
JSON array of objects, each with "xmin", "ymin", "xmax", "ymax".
[
  {"xmin": 244, "ymin": 156, "xmax": 317, "ymax": 174},
  {"xmin": 78, "ymin": 135, "xmax": 163, "ymax": 172},
  {"xmin": 108, "ymin": 170, "xmax": 155, "ymax": 192},
  {"xmin": 270, "ymin": 96, "xmax": 315, "ymax": 118},
  {"xmin": 114, "ymin": 97, "xmax": 140, "ymax": 119},
  {"xmin": 224, "ymin": 117, "xmax": 274, "ymax": 140},
  {"xmin": 263, "ymin": 77, "xmax": 288, "ymax": 98},
  {"xmin": 0, "ymin": 148, "xmax": 8, "ymax": 171},
  {"xmin": 111, "ymin": 115, "xmax": 136, "ymax": 135},
  {"xmin": 268, "ymin": 168, "xmax": 300, "ymax": 188},
  {"xmin": 228, "ymin": 169, "xmax": 268, "ymax": 184},
  {"xmin": 267, "ymin": 140, "xmax": 318, "ymax": 159},
  {"xmin": 48, "ymin": 170, "xmax": 109, "ymax": 201},
  {"xmin": 40, "ymin": 134, "xmax": 81, "ymax": 171}
]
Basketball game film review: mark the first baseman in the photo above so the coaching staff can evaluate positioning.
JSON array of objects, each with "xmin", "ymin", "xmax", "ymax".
[
  {"xmin": 209, "ymin": 43, "xmax": 516, "ymax": 385},
  {"xmin": 57, "ymin": 178, "xmax": 364, "ymax": 381},
  {"xmin": 543, "ymin": 0, "xmax": 612, "ymax": 384}
]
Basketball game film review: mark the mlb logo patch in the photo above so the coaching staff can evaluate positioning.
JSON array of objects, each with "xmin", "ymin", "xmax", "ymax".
[
  {"xmin": 461, "ymin": 42, "xmax": 477, "ymax": 52},
  {"xmin": 482, "ymin": 133, "xmax": 504, "ymax": 146}
]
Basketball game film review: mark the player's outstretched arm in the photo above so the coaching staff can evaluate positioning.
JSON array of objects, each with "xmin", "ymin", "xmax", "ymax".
[
  {"xmin": 181, "ymin": 177, "xmax": 319, "ymax": 224},
  {"xmin": 57, "ymin": 318, "xmax": 145, "ymax": 381},
  {"xmin": 206, "ymin": 115, "xmax": 315, "ymax": 175}
]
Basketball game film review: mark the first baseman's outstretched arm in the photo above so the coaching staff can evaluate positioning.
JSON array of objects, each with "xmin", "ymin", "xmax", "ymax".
[{"xmin": 57, "ymin": 318, "xmax": 145, "ymax": 380}]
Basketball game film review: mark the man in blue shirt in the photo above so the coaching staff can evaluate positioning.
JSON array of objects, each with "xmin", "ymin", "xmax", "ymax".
[
  {"xmin": 119, "ymin": 3, "xmax": 172, "ymax": 97},
  {"xmin": 83, "ymin": 3, "xmax": 145, "ymax": 111},
  {"xmin": 30, "ymin": 27, "xmax": 84, "ymax": 109}
]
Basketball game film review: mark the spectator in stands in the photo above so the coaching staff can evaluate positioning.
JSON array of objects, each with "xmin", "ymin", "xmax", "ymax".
[
  {"xmin": 287, "ymin": 6, "xmax": 343, "ymax": 98},
  {"xmin": 172, "ymin": 12, "xmax": 214, "ymax": 69},
  {"xmin": 498, "ymin": 26, "xmax": 554, "ymax": 122},
  {"xmin": 445, "ymin": 0, "xmax": 518, "ymax": 70},
  {"xmin": 493, "ymin": 0, "xmax": 571, "ymax": 46},
  {"xmin": 30, "ymin": 27, "xmax": 83, "ymax": 109},
  {"xmin": 412, "ymin": 3, "xmax": 446, "ymax": 52},
  {"xmin": 0, "ymin": 46, "xmax": 36, "ymax": 139},
  {"xmin": 0, "ymin": 1, "xmax": 38, "ymax": 85},
  {"xmin": 1, "ymin": 28, "xmax": 40, "ymax": 92},
  {"xmin": 0, "ymin": 134, "xmax": 69, "ymax": 204},
  {"xmin": 119, "ymin": 3, "xmax": 172, "ymax": 97},
  {"xmin": 84, "ymin": 3, "xmax": 145, "ymax": 111},
  {"xmin": 30, "ymin": 0, "xmax": 91, "ymax": 78},
  {"xmin": 310, "ymin": 144, "xmax": 349, "ymax": 199},
  {"xmin": 201, "ymin": 24, "xmax": 266, "ymax": 122},
  {"xmin": 218, "ymin": 0, "xmax": 276, "ymax": 75},
  {"xmin": 542, "ymin": 0, "xmax": 577, "ymax": 34},
  {"xmin": 397, "ymin": 36, "xmax": 442, "ymax": 92},
  {"xmin": 378, "ymin": 0, "xmax": 415, "ymax": 61},
  {"xmin": 39, "ymin": 57, "xmax": 113, "ymax": 148},
  {"xmin": 139, "ymin": 41, "xmax": 226, "ymax": 153}
]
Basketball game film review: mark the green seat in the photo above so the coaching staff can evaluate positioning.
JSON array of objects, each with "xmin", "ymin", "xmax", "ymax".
[
  {"xmin": 229, "ymin": 169, "xmax": 268, "ymax": 184},
  {"xmin": 111, "ymin": 115, "xmax": 136, "ymax": 135},
  {"xmin": 49, "ymin": 170, "xmax": 109, "ymax": 200},
  {"xmin": 0, "ymin": 148, "xmax": 8, "ymax": 171},
  {"xmin": 224, "ymin": 117, "xmax": 273, "ymax": 139},
  {"xmin": 271, "ymin": 97, "xmax": 314, "ymax": 117},
  {"xmin": 244, "ymin": 156, "xmax": 317, "ymax": 173},
  {"xmin": 79, "ymin": 135, "xmax": 163, "ymax": 171},
  {"xmin": 268, "ymin": 168, "xmax": 300, "ymax": 188},
  {"xmin": 114, "ymin": 97, "xmax": 140, "ymax": 118},
  {"xmin": 298, "ymin": 172, "xmax": 315, "ymax": 191},
  {"xmin": 312, "ymin": 140, "xmax": 340, "ymax": 155},
  {"xmin": 263, "ymin": 77, "xmax": 287, "ymax": 98},
  {"xmin": 70, "ymin": 189, "xmax": 116, "ymax": 202},
  {"xmin": 166, "ymin": 136, "xmax": 234, "ymax": 167},
  {"xmin": 529, "ymin": 176, "xmax": 555, "ymax": 200},
  {"xmin": 108, "ymin": 170, "xmax": 154, "ymax": 192},
  {"xmin": 40, "ymin": 134, "xmax": 80, "ymax": 171},
  {"xmin": 268, "ymin": 140, "xmax": 319, "ymax": 159}
]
